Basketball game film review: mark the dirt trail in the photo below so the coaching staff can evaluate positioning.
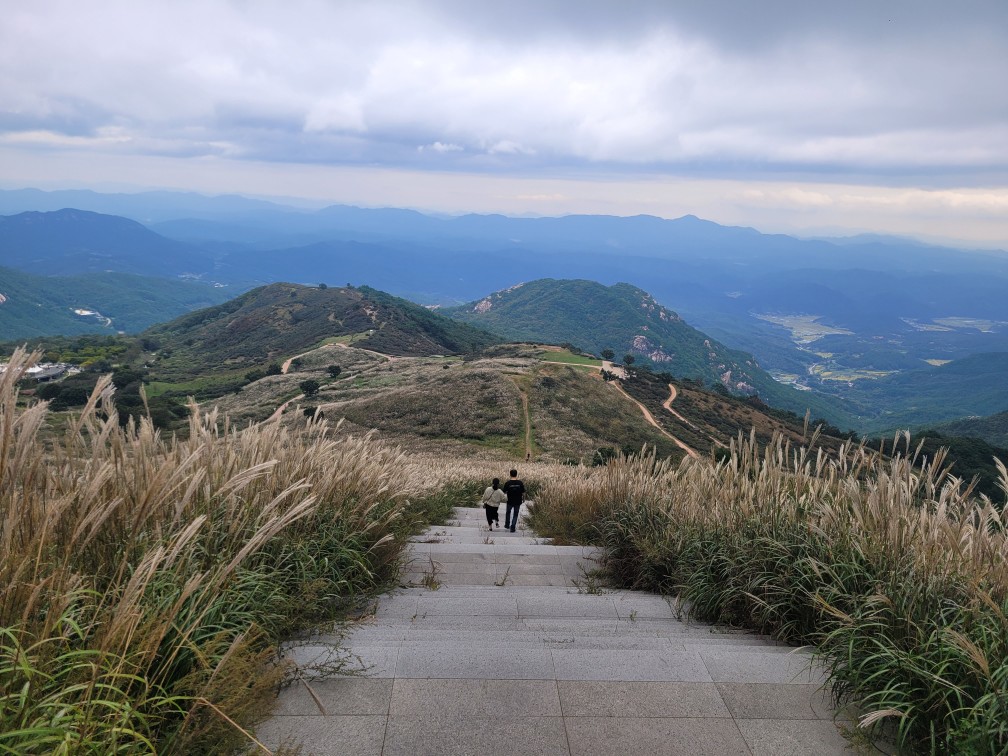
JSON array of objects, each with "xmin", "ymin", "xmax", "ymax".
[
  {"xmin": 539, "ymin": 359, "xmax": 626, "ymax": 379},
  {"xmin": 661, "ymin": 383, "xmax": 725, "ymax": 449},
  {"xmin": 331, "ymin": 341, "xmax": 395, "ymax": 362},
  {"xmin": 267, "ymin": 393, "xmax": 302, "ymax": 422},
  {"xmin": 518, "ymin": 389, "xmax": 533, "ymax": 459},
  {"xmin": 610, "ymin": 381, "xmax": 698, "ymax": 459},
  {"xmin": 662, "ymin": 383, "xmax": 696, "ymax": 428}
]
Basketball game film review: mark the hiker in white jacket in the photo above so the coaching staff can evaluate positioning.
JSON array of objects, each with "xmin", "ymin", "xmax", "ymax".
[{"xmin": 481, "ymin": 478, "xmax": 507, "ymax": 530}]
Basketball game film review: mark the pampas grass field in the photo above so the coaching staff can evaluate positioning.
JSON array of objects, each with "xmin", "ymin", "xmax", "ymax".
[
  {"xmin": 528, "ymin": 431, "xmax": 1008, "ymax": 753},
  {"xmin": 0, "ymin": 348, "xmax": 453, "ymax": 753},
  {"xmin": 5, "ymin": 341, "xmax": 1007, "ymax": 753}
]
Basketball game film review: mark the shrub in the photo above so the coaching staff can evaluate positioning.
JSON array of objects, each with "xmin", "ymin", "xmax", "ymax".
[{"xmin": 299, "ymin": 378, "xmax": 320, "ymax": 397}]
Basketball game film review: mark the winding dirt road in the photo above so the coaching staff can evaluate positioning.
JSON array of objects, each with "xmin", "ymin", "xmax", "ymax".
[{"xmin": 610, "ymin": 381, "xmax": 699, "ymax": 459}]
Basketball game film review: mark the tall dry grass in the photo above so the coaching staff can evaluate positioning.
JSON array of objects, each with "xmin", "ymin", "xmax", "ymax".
[
  {"xmin": 0, "ymin": 348, "xmax": 424, "ymax": 753},
  {"xmin": 528, "ymin": 432, "xmax": 1008, "ymax": 753}
]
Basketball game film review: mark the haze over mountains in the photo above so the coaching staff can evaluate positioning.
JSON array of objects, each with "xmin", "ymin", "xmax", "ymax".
[{"xmin": 2, "ymin": 187, "xmax": 1007, "ymax": 437}]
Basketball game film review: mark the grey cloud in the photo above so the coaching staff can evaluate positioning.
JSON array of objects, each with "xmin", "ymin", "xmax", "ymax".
[{"xmin": 0, "ymin": 0, "xmax": 1006, "ymax": 184}]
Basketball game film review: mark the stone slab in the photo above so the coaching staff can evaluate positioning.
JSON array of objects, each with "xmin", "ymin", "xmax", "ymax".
[
  {"xmin": 393, "ymin": 644, "xmax": 555, "ymax": 679},
  {"xmin": 700, "ymin": 649, "xmax": 827, "ymax": 684},
  {"xmin": 736, "ymin": 718, "xmax": 852, "ymax": 755},
  {"xmin": 552, "ymin": 649, "xmax": 712, "ymax": 682},
  {"xmin": 416, "ymin": 596, "xmax": 519, "ymax": 617},
  {"xmin": 558, "ymin": 680, "xmax": 730, "ymax": 718},
  {"xmin": 564, "ymin": 716, "xmax": 750, "ymax": 756},
  {"xmin": 496, "ymin": 553, "xmax": 568, "ymax": 565},
  {"xmin": 382, "ymin": 715, "xmax": 567, "ymax": 756},
  {"xmin": 255, "ymin": 715, "xmax": 387, "ymax": 756},
  {"xmin": 612, "ymin": 594, "xmax": 678, "ymax": 620},
  {"xmin": 271, "ymin": 678, "xmax": 393, "ymax": 716},
  {"xmin": 404, "ymin": 572, "xmax": 503, "ymax": 587},
  {"xmin": 517, "ymin": 594, "xmax": 619, "ymax": 619},
  {"xmin": 716, "ymin": 682, "xmax": 835, "ymax": 720},
  {"xmin": 389, "ymin": 678, "xmax": 562, "ymax": 718},
  {"xmin": 281, "ymin": 644, "xmax": 397, "ymax": 679},
  {"xmin": 503, "ymin": 574, "xmax": 578, "ymax": 587}
]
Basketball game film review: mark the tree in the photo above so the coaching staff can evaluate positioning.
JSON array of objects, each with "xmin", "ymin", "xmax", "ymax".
[
  {"xmin": 318, "ymin": 283, "xmax": 328, "ymax": 289},
  {"xmin": 299, "ymin": 379, "xmax": 320, "ymax": 397},
  {"xmin": 623, "ymin": 354, "xmax": 635, "ymax": 366},
  {"xmin": 327, "ymin": 365, "xmax": 342, "ymax": 378},
  {"xmin": 265, "ymin": 362, "xmax": 282, "ymax": 376},
  {"xmin": 601, "ymin": 348, "xmax": 615, "ymax": 361}
]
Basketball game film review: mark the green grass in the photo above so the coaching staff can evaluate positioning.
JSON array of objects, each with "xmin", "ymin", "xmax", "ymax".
[
  {"xmin": 537, "ymin": 349, "xmax": 601, "ymax": 367},
  {"xmin": 322, "ymin": 332, "xmax": 373, "ymax": 346}
]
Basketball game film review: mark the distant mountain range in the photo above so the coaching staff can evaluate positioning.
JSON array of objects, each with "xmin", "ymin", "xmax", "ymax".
[
  {"xmin": 0, "ymin": 209, "xmax": 212, "ymax": 277},
  {"xmin": 2, "ymin": 189, "xmax": 1007, "ymax": 436}
]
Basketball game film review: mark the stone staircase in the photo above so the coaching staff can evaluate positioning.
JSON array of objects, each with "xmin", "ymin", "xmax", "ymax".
[{"xmin": 257, "ymin": 506, "xmax": 854, "ymax": 755}]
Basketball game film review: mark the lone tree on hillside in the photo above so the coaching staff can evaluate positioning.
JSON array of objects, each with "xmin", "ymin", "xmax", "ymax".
[
  {"xmin": 318, "ymin": 283, "xmax": 328, "ymax": 289},
  {"xmin": 300, "ymin": 379, "xmax": 321, "ymax": 398},
  {"xmin": 601, "ymin": 348, "xmax": 615, "ymax": 361},
  {"xmin": 623, "ymin": 354, "xmax": 635, "ymax": 367},
  {"xmin": 327, "ymin": 365, "xmax": 342, "ymax": 378}
]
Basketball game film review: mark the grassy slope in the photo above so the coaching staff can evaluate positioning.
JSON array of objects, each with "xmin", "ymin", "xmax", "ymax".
[
  {"xmin": 144, "ymin": 282, "xmax": 500, "ymax": 390},
  {"xmin": 0, "ymin": 265, "xmax": 232, "ymax": 337},
  {"xmin": 930, "ymin": 409, "xmax": 1008, "ymax": 449},
  {"xmin": 846, "ymin": 352, "xmax": 1008, "ymax": 434}
]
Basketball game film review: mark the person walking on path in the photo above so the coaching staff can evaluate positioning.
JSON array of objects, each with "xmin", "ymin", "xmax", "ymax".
[
  {"xmin": 501, "ymin": 469, "xmax": 526, "ymax": 533},
  {"xmin": 481, "ymin": 478, "xmax": 506, "ymax": 530}
]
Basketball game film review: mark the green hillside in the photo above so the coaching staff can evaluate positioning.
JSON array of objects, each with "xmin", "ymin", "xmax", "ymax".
[
  {"xmin": 449, "ymin": 279, "xmax": 851, "ymax": 428},
  {"xmin": 845, "ymin": 353, "xmax": 1008, "ymax": 434},
  {"xmin": 0, "ymin": 265, "xmax": 231, "ymax": 338},
  {"xmin": 140, "ymin": 282, "xmax": 500, "ymax": 397},
  {"xmin": 928, "ymin": 410, "xmax": 1008, "ymax": 450}
]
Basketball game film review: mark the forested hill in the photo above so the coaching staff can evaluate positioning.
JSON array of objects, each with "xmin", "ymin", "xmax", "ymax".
[
  {"xmin": 448, "ymin": 278, "xmax": 850, "ymax": 425},
  {"xmin": 930, "ymin": 410, "xmax": 1008, "ymax": 449},
  {"xmin": 144, "ymin": 282, "xmax": 500, "ymax": 365}
]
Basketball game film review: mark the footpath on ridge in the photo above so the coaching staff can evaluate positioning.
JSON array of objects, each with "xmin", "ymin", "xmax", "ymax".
[{"xmin": 257, "ymin": 504, "xmax": 854, "ymax": 755}]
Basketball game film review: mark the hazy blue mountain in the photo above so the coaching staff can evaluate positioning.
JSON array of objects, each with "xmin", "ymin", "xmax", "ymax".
[
  {"xmin": 0, "ymin": 188, "xmax": 307, "ymax": 224},
  {"xmin": 0, "ymin": 209, "xmax": 213, "ymax": 277},
  {"xmin": 0, "ymin": 265, "xmax": 232, "ymax": 338}
]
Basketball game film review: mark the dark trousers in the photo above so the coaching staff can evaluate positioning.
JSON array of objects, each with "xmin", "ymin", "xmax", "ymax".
[
  {"xmin": 484, "ymin": 505, "xmax": 499, "ymax": 526},
  {"xmin": 505, "ymin": 502, "xmax": 522, "ymax": 531}
]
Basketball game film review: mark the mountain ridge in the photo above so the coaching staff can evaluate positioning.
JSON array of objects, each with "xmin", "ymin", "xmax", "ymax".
[{"xmin": 447, "ymin": 278, "xmax": 852, "ymax": 425}]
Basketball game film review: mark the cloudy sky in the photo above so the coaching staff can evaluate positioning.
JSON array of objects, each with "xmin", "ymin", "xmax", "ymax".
[{"xmin": 2, "ymin": 0, "xmax": 1007, "ymax": 245}]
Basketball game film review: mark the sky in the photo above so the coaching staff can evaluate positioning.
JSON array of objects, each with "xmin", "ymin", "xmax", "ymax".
[{"xmin": 2, "ymin": 0, "xmax": 1007, "ymax": 246}]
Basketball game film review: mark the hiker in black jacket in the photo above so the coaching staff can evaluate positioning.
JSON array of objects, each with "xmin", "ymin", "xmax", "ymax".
[{"xmin": 501, "ymin": 468, "xmax": 525, "ymax": 533}]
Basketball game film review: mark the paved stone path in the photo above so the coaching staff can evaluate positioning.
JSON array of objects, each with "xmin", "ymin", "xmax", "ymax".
[{"xmin": 258, "ymin": 506, "xmax": 853, "ymax": 755}]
